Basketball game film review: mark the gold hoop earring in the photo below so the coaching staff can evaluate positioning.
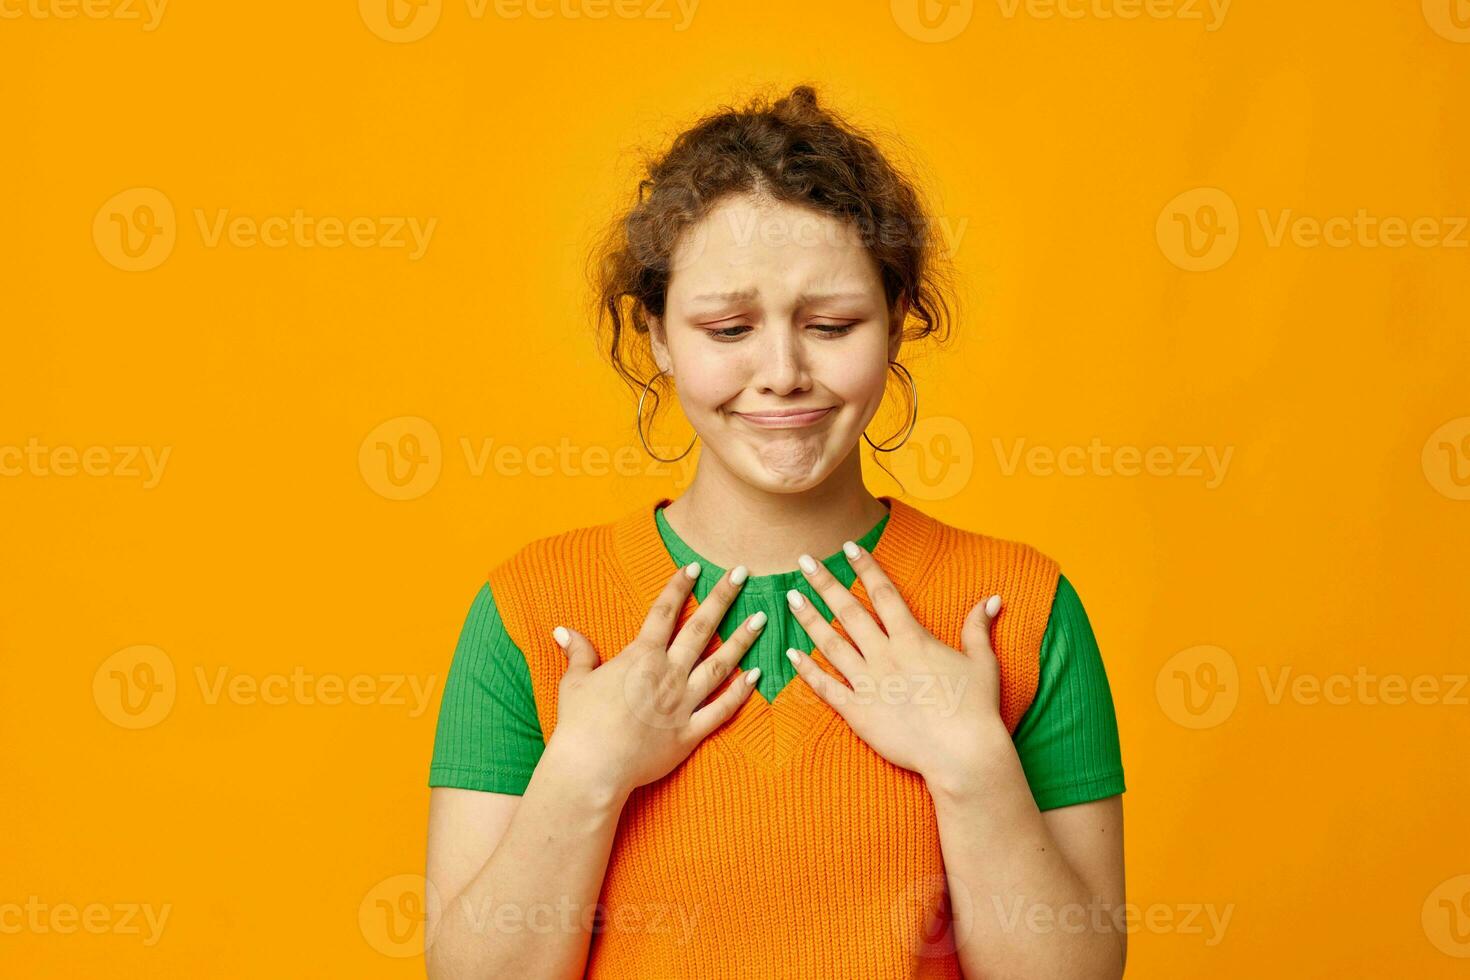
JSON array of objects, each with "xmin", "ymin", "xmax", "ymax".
[
  {"xmin": 637, "ymin": 368, "xmax": 699, "ymax": 463},
  {"xmin": 863, "ymin": 361, "xmax": 919, "ymax": 453}
]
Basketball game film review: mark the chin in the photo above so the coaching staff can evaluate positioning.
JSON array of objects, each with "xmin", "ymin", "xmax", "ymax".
[{"xmin": 730, "ymin": 451, "xmax": 839, "ymax": 493}]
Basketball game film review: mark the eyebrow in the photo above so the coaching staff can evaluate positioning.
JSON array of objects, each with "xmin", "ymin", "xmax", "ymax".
[{"xmin": 687, "ymin": 288, "xmax": 869, "ymax": 305}]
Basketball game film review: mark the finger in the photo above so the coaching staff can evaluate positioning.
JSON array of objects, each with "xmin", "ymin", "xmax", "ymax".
[
  {"xmin": 784, "ymin": 587, "xmax": 866, "ymax": 683},
  {"xmin": 635, "ymin": 561, "xmax": 702, "ymax": 650},
  {"xmin": 960, "ymin": 593, "xmax": 1003, "ymax": 659},
  {"xmin": 686, "ymin": 663, "xmax": 761, "ymax": 741},
  {"xmin": 551, "ymin": 625, "xmax": 599, "ymax": 677},
  {"xmin": 840, "ymin": 539, "xmax": 922, "ymax": 637},
  {"xmin": 686, "ymin": 609, "xmax": 766, "ymax": 706},
  {"xmin": 668, "ymin": 564, "xmax": 748, "ymax": 673},
  {"xmin": 795, "ymin": 552, "xmax": 887, "ymax": 652},
  {"xmin": 785, "ymin": 647, "xmax": 855, "ymax": 719}
]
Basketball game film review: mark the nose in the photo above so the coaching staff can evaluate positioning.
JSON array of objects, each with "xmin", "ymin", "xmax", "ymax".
[{"xmin": 750, "ymin": 324, "xmax": 812, "ymax": 396}]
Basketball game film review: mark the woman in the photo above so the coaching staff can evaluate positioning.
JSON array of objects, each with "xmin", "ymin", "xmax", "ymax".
[{"xmin": 425, "ymin": 85, "xmax": 1126, "ymax": 979}]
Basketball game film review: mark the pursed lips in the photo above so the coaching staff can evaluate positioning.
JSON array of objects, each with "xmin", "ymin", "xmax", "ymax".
[{"xmin": 731, "ymin": 407, "xmax": 835, "ymax": 428}]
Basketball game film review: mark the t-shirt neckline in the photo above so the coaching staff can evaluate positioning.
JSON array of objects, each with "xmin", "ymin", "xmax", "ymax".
[{"xmin": 652, "ymin": 500, "xmax": 890, "ymax": 594}]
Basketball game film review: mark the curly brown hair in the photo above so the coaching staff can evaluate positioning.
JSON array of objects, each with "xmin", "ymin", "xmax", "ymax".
[{"xmin": 587, "ymin": 83, "xmax": 958, "ymax": 461}]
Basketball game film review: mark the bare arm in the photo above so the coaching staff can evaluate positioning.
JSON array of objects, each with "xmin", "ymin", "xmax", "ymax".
[
  {"xmin": 423, "ymin": 561, "xmax": 762, "ymax": 978},
  {"xmin": 424, "ymin": 739, "xmax": 630, "ymax": 979},
  {"xmin": 928, "ymin": 740, "xmax": 1127, "ymax": 980},
  {"xmin": 781, "ymin": 541, "xmax": 1127, "ymax": 979}
]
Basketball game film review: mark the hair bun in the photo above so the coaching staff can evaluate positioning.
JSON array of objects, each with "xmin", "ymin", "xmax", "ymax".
[{"xmin": 774, "ymin": 84, "xmax": 820, "ymax": 118}]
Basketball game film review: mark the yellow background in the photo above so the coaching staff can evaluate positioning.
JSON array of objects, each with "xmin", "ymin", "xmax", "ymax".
[{"xmin": 3, "ymin": 0, "xmax": 1468, "ymax": 975}]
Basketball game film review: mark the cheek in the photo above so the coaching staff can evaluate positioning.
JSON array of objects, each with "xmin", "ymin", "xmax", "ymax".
[
  {"xmin": 672, "ymin": 354, "xmax": 745, "ymax": 410},
  {"xmin": 822, "ymin": 355, "xmax": 891, "ymax": 410}
]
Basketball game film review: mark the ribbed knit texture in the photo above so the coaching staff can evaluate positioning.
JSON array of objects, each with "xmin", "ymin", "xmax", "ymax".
[
  {"xmin": 486, "ymin": 494, "xmax": 1061, "ymax": 978},
  {"xmin": 656, "ymin": 501, "xmax": 891, "ymax": 703},
  {"xmin": 1011, "ymin": 574, "xmax": 1126, "ymax": 808},
  {"xmin": 426, "ymin": 581, "xmax": 547, "ymax": 789}
]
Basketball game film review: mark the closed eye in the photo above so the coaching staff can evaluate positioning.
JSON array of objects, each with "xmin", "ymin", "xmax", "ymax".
[{"xmin": 705, "ymin": 322, "xmax": 859, "ymax": 341}]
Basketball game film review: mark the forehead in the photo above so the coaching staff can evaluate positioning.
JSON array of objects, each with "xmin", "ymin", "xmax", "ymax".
[{"xmin": 667, "ymin": 193, "xmax": 881, "ymax": 300}]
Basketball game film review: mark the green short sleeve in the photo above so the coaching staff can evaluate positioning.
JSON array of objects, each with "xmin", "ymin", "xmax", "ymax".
[
  {"xmin": 428, "ymin": 582, "xmax": 545, "ymax": 795},
  {"xmin": 1012, "ymin": 574, "xmax": 1127, "ymax": 811}
]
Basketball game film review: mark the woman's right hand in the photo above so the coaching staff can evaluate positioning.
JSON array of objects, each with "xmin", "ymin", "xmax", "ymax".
[{"xmin": 545, "ymin": 561, "xmax": 765, "ymax": 799}]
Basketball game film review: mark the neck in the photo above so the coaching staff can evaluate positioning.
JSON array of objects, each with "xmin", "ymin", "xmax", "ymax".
[{"xmin": 660, "ymin": 447, "xmax": 890, "ymax": 576}]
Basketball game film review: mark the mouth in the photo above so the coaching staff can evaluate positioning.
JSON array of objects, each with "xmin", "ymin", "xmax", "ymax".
[{"xmin": 731, "ymin": 407, "xmax": 836, "ymax": 429}]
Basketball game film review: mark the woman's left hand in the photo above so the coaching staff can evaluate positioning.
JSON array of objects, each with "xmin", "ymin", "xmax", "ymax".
[{"xmin": 784, "ymin": 539, "xmax": 1013, "ymax": 791}]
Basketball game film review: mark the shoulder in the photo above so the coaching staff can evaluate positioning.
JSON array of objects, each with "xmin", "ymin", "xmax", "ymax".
[
  {"xmin": 486, "ymin": 512, "xmax": 618, "ymax": 581},
  {"xmin": 906, "ymin": 502, "xmax": 1063, "ymax": 599},
  {"xmin": 1049, "ymin": 572, "xmax": 1087, "ymax": 617}
]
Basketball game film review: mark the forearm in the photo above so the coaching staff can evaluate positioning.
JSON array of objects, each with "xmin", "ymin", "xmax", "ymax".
[
  {"xmin": 926, "ymin": 724, "xmax": 1124, "ymax": 980},
  {"xmin": 427, "ymin": 740, "xmax": 630, "ymax": 980}
]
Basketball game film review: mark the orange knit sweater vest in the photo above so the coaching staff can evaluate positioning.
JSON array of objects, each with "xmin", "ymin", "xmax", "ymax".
[{"xmin": 488, "ymin": 494, "xmax": 1060, "ymax": 978}]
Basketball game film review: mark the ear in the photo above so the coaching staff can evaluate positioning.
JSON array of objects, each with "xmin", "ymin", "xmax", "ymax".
[
  {"xmin": 646, "ymin": 311, "xmax": 673, "ymax": 374},
  {"xmin": 888, "ymin": 296, "xmax": 909, "ymax": 361}
]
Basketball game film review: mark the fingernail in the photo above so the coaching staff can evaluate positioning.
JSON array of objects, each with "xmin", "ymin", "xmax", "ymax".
[
  {"xmin": 785, "ymin": 648, "xmax": 800, "ymax": 666},
  {"xmin": 747, "ymin": 610, "xmax": 767, "ymax": 632},
  {"xmin": 746, "ymin": 666, "xmax": 762, "ymax": 687},
  {"xmin": 985, "ymin": 594, "xmax": 1001, "ymax": 617},
  {"xmin": 685, "ymin": 561, "xmax": 701, "ymax": 580},
  {"xmin": 552, "ymin": 626, "xmax": 571, "ymax": 648},
  {"xmin": 731, "ymin": 564, "xmax": 749, "ymax": 585},
  {"xmin": 786, "ymin": 588, "xmax": 806, "ymax": 610},
  {"xmin": 842, "ymin": 540, "xmax": 860, "ymax": 560},
  {"xmin": 798, "ymin": 554, "xmax": 818, "ymax": 574}
]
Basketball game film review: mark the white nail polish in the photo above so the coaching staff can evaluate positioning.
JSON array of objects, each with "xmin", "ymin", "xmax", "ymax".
[
  {"xmin": 985, "ymin": 594, "xmax": 1002, "ymax": 617},
  {"xmin": 746, "ymin": 667, "xmax": 762, "ymax": 686},
  {"xmin": 552, "ymin": 626, "xmax": 570, "ymax": 648},
  {"xmin": 747, "ymin": 610, "xmax": 767, "ymax": 632},
  {"xmin": 842, "ymin": 540, "xmax": 860, "ymax": 560},
  {"xmin": 785, "ymin": 649, "xmax": 800, "ymax": 666},
  {"xmin": 798, "ymin": 554, "xmax": 818, "ymax": 574},
  {"xmin": 685, "ymin": 561, "xmax": 701, "ymax": 580},
  {"xmin": 786, "ymin": 589, "xmax": 805, "ymax": 610},
  {"xmin": 731, "ymin": 564, "xmax": 748, "ymax": 585}
]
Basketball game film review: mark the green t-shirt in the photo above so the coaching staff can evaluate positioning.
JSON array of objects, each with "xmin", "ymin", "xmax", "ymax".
[{"xmin": 429, "ymin": 505, "xmax": 1126, "ymax": 811}]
